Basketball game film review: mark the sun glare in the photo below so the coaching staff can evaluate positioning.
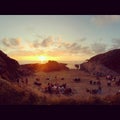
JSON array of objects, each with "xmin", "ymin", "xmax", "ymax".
[{"xmin": 38, "ymin": 56, "xmax": 47, "ymax": 62}]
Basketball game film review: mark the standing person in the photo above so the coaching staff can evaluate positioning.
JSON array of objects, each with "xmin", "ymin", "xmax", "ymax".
[
  {"xmin": 48, "ymin": 83, "xmax": 52, "ymax": 94},
  {"xmin": 107, "ymin": 80, "xmax": 111, "ymax": 86},
  {"xmin": 89, "ymin": 80, "xmax": 92, "ymax": 85},
  {"xmin": 98, "ymin": 86, "xmax": 102, "ymax": 94},
  {"xmin": 18, "ymin": 78, "xmax": 22, "ymax": 87}
]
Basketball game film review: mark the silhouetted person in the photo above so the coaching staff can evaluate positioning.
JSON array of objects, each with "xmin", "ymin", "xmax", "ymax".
[
  {"xmin": 89, "ymin": 80, "xmax": 92, "ymax": 85},
  {"xmin": 107, "ymin": 80, "xmax": 111, "ymax": 86}
]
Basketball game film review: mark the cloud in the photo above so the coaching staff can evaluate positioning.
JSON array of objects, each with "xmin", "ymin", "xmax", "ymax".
[
  {"xmin": 6, "ymin": 36, "xmax": 95, "ymax": 63},
  {"xmin": 110, "ymin": 38, "xmax": 120, "ymax": 50},
  {"xmin": 41, "ymin": 36, "xmax": 54, "ymax": 47},
  {"xmin": 35, "ymin": 34, "xmax": 46, "ymax": 39},
  {"xmin": 2, "ymin": 38, "xmax": 21, "ymax": 48},
  {"xmin": 56, "ymin": 40, "xmax": 92, "ymax": 55},
  {"xmin": 68, "ymin": 43, "xmax": 81, "ymax": 53},
  {"xmin": 32, "ymin": 36, "xmax": 54, "ymax": 48},
  {"xmin": 30, "ymin": 36, "xmax": 93, "ymax": 57},
  {"xmin": 80, "ymin": 46, "xmax": 93, "ymax": 55},
  {"xmin": 91, "ymin": 15, "xmax": 120, "ymax": 25},
  {"xmin": 31, "ymin": 36, "xmax": 83, "ymax": 53},
  {"xmin": 45, "ymin": 50, "xmax": 67, "ymax": 57},
  {"xmin": 55, "ymin": 41, "xmax": 81, "ymax": 54},
  {"xmin": 2, "ymin": 38, "xmax": 11, "ymax": 47},
  {"xmin": 8, "ymin": 49, "xmax": 45, "ymax": 57},
  {"xmin": 32, "ymin": 40, "xmax": 41, "ymax": 48},
  {"xmin": 77, "ymin": 37, "xmax": 86, "ymax": 42},
  {"xmin": 91, "ymin": 42, "xmax": 107, "ymax": 54}
]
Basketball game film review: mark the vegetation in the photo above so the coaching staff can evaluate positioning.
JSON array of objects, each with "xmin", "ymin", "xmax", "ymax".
[
  {"xmin": 1, "ymin": 77, "xmax": 120, "ymax": 105},
  {"xmin": 0, "ymin": 78, "xmax": 46, "ymax": 105}
]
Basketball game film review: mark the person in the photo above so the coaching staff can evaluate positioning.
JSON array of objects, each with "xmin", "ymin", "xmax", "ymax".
[
  {"xmin": 61, "ymin": 86, "xmax": 65, "ymax": 94},
  {"xmin": 48, "ymin": 84, "xmax": 52, "ymax": 94},
  {"xmin": 98, "ymin": 86, "xmax": 102, "ymax": 94},
  {"xmin": 97, "ymin": 80, "xmax": 101, "ymax": 86},
  {"xmin": 93, "ymin": 81, "xmax": 96, "ymax": 85},
  {"xmin": 107, "ymin": 80, "xmax": 111, "ymax": 86},
  {"xmin": 36, "ymin": 78, "xmax": 40, "ymax": 81},
  {"xmin": 89, "ymin": 80, "xmax": 92, "ymax": 85},
  {"xmin": 96, "ymin": 74, "xmax": 100, "ymax": 80}
]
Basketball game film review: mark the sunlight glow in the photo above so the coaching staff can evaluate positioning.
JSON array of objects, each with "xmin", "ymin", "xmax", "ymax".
[{"xmin": 38, "ymin": 56, "xmax": 47, "ymax": 62}]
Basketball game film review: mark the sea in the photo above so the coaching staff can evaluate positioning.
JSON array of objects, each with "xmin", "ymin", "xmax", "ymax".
[
  {"xmin": 60, "ymin": 61, "xmax": 83, "ymax": 69},
  {"xmin": 19, "ymin": 60, "xmax": 84, "ymax": 69}
]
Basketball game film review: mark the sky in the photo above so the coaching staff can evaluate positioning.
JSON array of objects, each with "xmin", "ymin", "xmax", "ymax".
[{"xmin": 0, "ymin": 15, "xmax": 120, "ymax": 64}]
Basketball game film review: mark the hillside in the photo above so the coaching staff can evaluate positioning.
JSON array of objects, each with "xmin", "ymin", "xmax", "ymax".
[
  {"xmin": 0, "ymin": 50, "xmax": 20, "ymax": 81},
  {"xmin": 80, "ymin": 49, "xmax": 120, "ymax": 75},
  {"xmin": 0, "ymin": 77, "xmax": 43, "ymax": 105}
]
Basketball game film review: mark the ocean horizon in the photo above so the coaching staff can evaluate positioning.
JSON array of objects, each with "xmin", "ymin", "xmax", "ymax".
[{"xmin": 18, "ymin": 60, "xmax": 84, "ymax": 69}]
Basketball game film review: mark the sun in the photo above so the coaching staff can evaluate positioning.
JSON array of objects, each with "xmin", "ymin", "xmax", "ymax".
[{"xmin": 38, "ymin": 56, "xmax": 47, "ymax": 62}]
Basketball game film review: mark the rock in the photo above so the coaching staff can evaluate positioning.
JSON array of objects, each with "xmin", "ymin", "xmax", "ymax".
[
  {"xmin": 20, "ymin": 60, "xmax": 69, "ymax": 72},
  {"xmin": 41, "ymin": 60, "xmax": 69, "ymax": 72}
]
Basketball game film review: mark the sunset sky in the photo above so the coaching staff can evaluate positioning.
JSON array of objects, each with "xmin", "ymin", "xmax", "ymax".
[{"xmin": 0, "ymin": 15, "xmax": 120, "ymax": 64}]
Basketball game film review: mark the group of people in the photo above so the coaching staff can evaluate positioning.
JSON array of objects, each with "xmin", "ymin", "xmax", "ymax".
[
  {"xmin": 86, "ymin": 86, "xmax": 102, "ymax": 94},
  {"xmin": 106, "ymin": 74, "xmax": 120, "ymax": 87},
  {"xmin": 44, "ymin": 82, "xmax": 72, "ymax": 95},
  {"xmin": 89, "ymin": 80, "xmax": 101, "ymax": 86},
  {"xmin": 16, "ymin": 78, "xmax": 28, "ymax": 87},
  {"xmin": 87, "ymin": 80, "xmax": 102, "ymax": 95},
  {"xmin": 88, "ymin": 74, "xmax": 120, "ymax": 95}
]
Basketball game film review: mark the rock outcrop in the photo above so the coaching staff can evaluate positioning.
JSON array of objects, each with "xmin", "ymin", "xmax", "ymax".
[
  {"xmin": 80, "ymin": 49, "xmax": 120, "ymax": 75},
  {"xmin": 20, "ymin": 60, "xmax": 69, "ymax": 72}
]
